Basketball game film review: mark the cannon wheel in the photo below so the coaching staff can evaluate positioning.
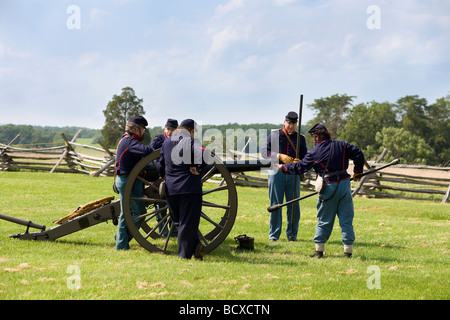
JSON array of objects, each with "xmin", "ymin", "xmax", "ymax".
[{"xmin": 122, "ymin": 149, "xmax": 238, "ymax": 255}]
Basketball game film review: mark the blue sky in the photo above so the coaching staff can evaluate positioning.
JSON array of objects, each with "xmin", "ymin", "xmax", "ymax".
[{"xmin": 0, "ymin": 0, "xmax": 449, "ymax": 129}]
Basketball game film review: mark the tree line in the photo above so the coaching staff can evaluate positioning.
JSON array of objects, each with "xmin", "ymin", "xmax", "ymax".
[
  {"xmin": 0, "ymin": 124, "xmax": 100, "ymax": 148},
  {"xmin": 1, "ymin": 87, "xmax": 448, "ymax": 166},
  {"xmin": 307, "ymin": 93, "xmax": 449, "ymax": 166}
]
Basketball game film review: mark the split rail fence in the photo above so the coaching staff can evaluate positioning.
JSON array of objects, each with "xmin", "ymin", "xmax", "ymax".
[
  {"xmin": 1, "ymin": 135, "xmax": 449, "ymax": 203},
  {"xmin": 0, "ymin": 131, "xmax": 115, "ymax": 177},
  {"xmin": 226, "ymin": 149, "xmax": 450, "ymax": 204}
]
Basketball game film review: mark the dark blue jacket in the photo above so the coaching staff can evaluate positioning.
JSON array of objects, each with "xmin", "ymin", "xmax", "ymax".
[
  {"xmin": 281, "ymin": 139, "xmax": 364, "ymax": 183},
  {"xmin": 158, "ymin": 131, "xmax": 207, "ymax": 195},
  {"xmin": 115, "ymin": 132, "xmax": 154, "ymax": 175},
  {"xmin": 261, "ymin": 128, "xmax": 307, "ymax": 163},
  {"xmin": 150, "ymin": 133, "xmax": 166, "ymax": 150}
]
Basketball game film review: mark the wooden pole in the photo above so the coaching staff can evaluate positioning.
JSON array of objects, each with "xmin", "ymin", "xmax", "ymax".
[
  {"xmin": 50, "ymin": 130, "xmax": 82, "ymax": 173},
  {"xmin": 289, "ymin": 94, "xmax": 303, "ymax": 240}
]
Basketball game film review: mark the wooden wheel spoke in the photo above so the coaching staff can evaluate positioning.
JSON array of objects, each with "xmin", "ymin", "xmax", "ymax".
[
  {"xmin": 201, "ymin": 166, "xmax": 217, "ymax": 183},
  {"xmin": 201, "ymin": 211, "xmax": 224, "ymax": 229},
  {"xmin": 163, "ymin": 219, "xmax": 175, "ymax": 251},
  {"xmin": 202, "ymin": 200, "xmax": 231, "ymax": 210},
  {"xmin": 202, "ymin": 185, "xmax": 228, "ymax": 196},
  {"xmin": 130, "ymin": 196, "xmax": 166, "ymax": 204},
  {"xmin": 144, "ymin": 213, "xmax": 169, "ymax": 239},
  {"xmin": 137, "ymin": 175, "xmax": 158, "ymax": 191},
  {"xmin": 122, "ymin": 149, "xmax": 237, "ymax": 255},
  {"xmin": 197, "ymin": 229, "xmax": 209, "ymax": 246},
  {"xmin": 132, "ymin": 205, "xmax": 168, "ymax": 222}
]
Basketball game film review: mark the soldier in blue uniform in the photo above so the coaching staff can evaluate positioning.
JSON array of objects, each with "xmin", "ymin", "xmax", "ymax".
[
  {"xmin": 157, "ymin": 119, "xmax": 207, "ymax": 260},
  {"xmin": 278, "ymin": 123, "xmax": 364, "ymax": 258},
  {"xmin": 261, "ymin": 111, "xmax": 307, "ymax": 241},
  {"xmin": 115, "ymin": 116, "xmax": 155, "ymax": 250},
  {"xmin": 150, "ymin": 118, "xmax": 178, "ymax": 149},
  {"xmin": 150, "ymin": 118, "xmax": 178, "ymax": 237}
]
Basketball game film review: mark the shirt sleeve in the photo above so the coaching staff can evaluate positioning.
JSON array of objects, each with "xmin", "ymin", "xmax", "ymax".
[
  {"xmin": 128, "ymin": 139, "xmax": 154, "ymax": 156},
  {"xmin": 157, "ymin": 142, "xmax": 166, "ymax": 178},
  {"xmin": 346, "ymin": 142, "xmax": 365, "ymax": 173},
  {"xmin": 281, "ymin": 151, "xmax": 315, "ymax": 175},
  {"xmin": 299, "ymin": 134, "xmax": 307, "ymax": 159}
]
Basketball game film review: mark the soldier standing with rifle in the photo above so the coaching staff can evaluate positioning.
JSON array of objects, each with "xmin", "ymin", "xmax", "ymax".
[
  {"xmin": 276, "ymin": 123, "xmax": 364, "ymax": 258},
  {"xmin": 262, "ymin": 111, "xmax": 307, "ymax": 242}
]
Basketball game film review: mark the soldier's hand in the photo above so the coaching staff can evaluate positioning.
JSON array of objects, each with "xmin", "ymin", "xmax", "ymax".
[
  {"xmin": 352, "ymin": 173, "xmax": 362, "ymax": 182},
  {"xmin": 190, "ymin": 167, "xmax": 200, "ymax": 176},
  {"xmin": 293, "ymin": 158, "xmax": 300, "ymax": 163},
  {"xmin": 279, "ymin": 154, "xmax": 294, "ymax": 164}
]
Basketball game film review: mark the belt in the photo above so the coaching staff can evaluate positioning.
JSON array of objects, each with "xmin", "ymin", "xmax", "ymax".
[
  {"xmin": 117, "ymin": 173, "xmax": 129, "ymax": 177},
  {"xmin": 323, "ymin": 170, "xmax": 347, "ymax": 178}
]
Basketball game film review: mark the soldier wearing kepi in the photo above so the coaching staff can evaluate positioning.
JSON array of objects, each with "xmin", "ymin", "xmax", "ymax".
[
  {"xmin": 261, "ymin": 111, "xmax": 307, "ymax": 242},
  {"xmin": 277, "ymin": 123, "xmax": 364, "ymax": 258},
  {"xmin": 150, "ymin": 118, "xmax": 178, "ymax": 149},
  {"xmin": 115, "ymin": 116, "xmax": 154, "ymax": 250},
  {"xmin": 150, "ymin": 118, "xmax": 179, "ymax": 237},
  {"xmin": 157, "ymin": 119, "xmax": 207, "ymax": 260}
]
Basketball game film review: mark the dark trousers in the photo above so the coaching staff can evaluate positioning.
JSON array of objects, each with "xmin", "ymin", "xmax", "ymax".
[{"xmin": 166, "ymin": 193, "xmax": 202, "ymax": 259}]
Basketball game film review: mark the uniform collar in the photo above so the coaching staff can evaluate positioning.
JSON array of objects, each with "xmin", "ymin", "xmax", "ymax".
[
  {"xmin": 124, "ymin": 131, "xmax": 143, "ymax": 141},
  {"xmin": 282, "ymin": 127, "xmax": 295, "ymax": 136}
]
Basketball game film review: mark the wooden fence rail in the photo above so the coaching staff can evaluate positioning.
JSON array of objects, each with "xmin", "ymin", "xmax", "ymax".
[
  {"xmin": 229, "ymin": 160, "xmax": 450, "ymax": 203},
  {"xmin": 0, "ymin": 133, "xmax": 115, "ymax": 177},
  {"xmin": 1, "ymin": 135, "xmax": 449, "ymax": 203}
]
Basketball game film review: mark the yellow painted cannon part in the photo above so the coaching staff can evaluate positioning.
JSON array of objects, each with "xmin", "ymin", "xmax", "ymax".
[{"xmin": 54, "ymin": 196, "xmax": 115, "ymax": 225}]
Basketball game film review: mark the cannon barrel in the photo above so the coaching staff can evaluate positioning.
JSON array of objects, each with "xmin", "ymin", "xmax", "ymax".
[
  {"xmin": 219, "ymin": 159, "xmax": 271, "ymax": 173},
  {"xmin": 201, "ymin": 159, "xmax": 272, "ymax": 176},
  {"xmin": 145, "ymin": 159, "xmax": 272, "ymax": 182}
]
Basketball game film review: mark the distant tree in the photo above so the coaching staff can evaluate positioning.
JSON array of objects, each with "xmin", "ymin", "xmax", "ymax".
[
  {"xmin": 340, "ymin": 101, "xmax": 398, "ymax": 159},
  {"xmin": 396, "ymin": 95, "xmax": 429, "ymax": 139},
  {"xmin": 307, "ymin": 93, "xmax": 355, "ymax": 138},
  {"xmin": 425, "ymin": 95, "xmax": 450, "ymax": 165},
  {"xmin": 101, "ymin": 87, "xmax": 146, "ymax": 148},
  {"xmin": 374, "ymin": 127, "xmax": 435, "ymax": 164}
]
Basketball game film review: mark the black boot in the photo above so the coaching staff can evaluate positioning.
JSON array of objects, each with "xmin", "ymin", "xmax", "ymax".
[
  {"xmin": 194, "ymin": 243, "xmax": 205, "ymax": 261},
  {"xmin": 310, "ymin": 251, "xmax": 323, "ymax": 258},
  {"xmin": 344, "ymin": 252, "xmax": 352, "ymax": 258}
]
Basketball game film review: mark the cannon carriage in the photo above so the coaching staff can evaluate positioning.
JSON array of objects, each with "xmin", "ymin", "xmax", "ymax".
[{"xmin": 0, "ymin": 148, "xmax": 271, "ymax": 255}]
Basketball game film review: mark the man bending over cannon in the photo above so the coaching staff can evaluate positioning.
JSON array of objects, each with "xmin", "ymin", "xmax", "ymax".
[{"xmin": 276, "ymin": 123, "xmax": 364, "ymax": 258}]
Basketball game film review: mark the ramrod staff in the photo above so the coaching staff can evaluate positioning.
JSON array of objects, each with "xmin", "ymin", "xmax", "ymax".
[
  {"xmin": 289, "ymin": 94, "xmax": 303, "ymax": 238},
  {"xmin": 267, "ymin": 158, "xmax": 400, "ymax": 213}
]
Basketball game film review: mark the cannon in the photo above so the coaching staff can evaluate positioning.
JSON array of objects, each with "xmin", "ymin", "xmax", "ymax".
[{"xmin": 0, "ymin": 148, "xmax": 271, "ymax": 255}]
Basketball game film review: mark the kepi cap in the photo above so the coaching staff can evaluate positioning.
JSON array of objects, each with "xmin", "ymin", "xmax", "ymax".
[
  {"xmin": 129, "ymin": 116, "xmax": 148, "ymax": 127},
  {"xmin": 285, "ymin": 111, "xmax": 298, "ymax": 123},
  {"xmin": 180, "ymin": 118, "xmax": 197, "ymax": 130},
  {"xmin": 165, "ymin": 118, "xmax": 178, "ymax": 129},
  {"xmin": 308, "ymin": 123, "xmax": 328, "ymax": 135}
]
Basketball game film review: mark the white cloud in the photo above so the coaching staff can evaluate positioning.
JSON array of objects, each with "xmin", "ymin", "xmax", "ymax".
[
  {"xmin": 203, "ymin": 25, "xmax": 251, "ymax": 68},
  {"xmin": 273, "ymin": 0, "xmax": 296, "ymax": 6},
  {"xmin": 214, "ymin": 0, "xmax": 245, "ymax": 19},
  {"xmin": 76, "ymin": 52, "xmax": 101, "ymax": 68},
  {"xmin": 1, "ymin": 0, "xmax": 449, "ymax": 128}
]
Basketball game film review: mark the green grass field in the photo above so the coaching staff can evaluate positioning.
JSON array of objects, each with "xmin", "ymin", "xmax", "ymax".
[{"xmin": 0, "ymin": 171, "xmax": 448, "ymax": 300}]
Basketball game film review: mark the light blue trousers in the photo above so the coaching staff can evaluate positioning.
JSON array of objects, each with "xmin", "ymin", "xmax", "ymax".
[
  {"xmin": 314, "ymin": 178, "xmax": 355, "ymax": 245},
  {"xmin": 115, "ymin": 175, "xmax": 145, "ymax": 250},
  {"xmin": 268, "ymin": 171, "xmax": 300, "ymax": 240}
]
